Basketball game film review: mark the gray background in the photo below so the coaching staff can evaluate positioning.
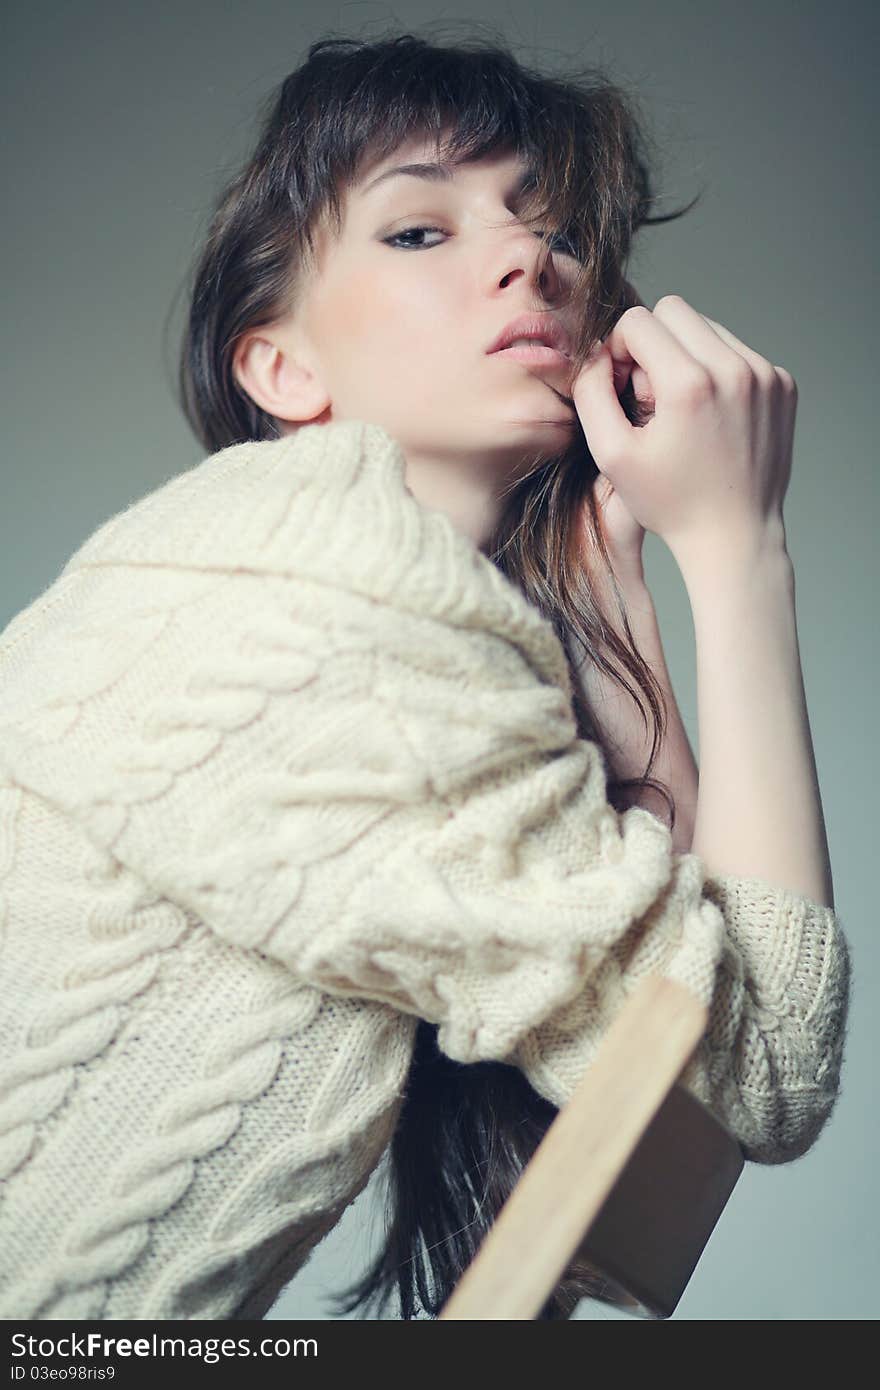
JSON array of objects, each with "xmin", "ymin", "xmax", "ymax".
[{"xmin": 2, "ymin": 0, "xmax": 876, "ymax": 1320}]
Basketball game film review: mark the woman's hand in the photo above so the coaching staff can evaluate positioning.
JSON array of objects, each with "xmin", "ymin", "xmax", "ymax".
[{"xmin": 571, "ymin": 296, "xmax": 797, "ymax": 569}]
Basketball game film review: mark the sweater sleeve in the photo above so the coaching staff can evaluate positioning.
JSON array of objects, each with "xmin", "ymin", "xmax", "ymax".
[
  {"xmin": 0, "ymin": 427, "xmax": 851, "ymax": 1170},
  {"xmin": 1, "ymin": 566, "xmax": 851, "ymax": 1172}
]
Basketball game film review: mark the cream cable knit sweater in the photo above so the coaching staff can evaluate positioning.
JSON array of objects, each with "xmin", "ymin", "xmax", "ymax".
[{"xmin": 0, "ymin": 420, "xmax": 852, "ymax": 1320}]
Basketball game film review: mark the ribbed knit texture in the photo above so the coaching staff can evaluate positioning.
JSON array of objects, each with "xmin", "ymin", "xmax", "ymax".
[{"xmin": 0, "ymin": 419, "xmax": 852, "ymax": 1319}]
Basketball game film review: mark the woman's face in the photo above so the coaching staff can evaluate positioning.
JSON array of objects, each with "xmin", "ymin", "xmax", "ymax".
[{"xmin": 272, "ymin": 132, "xmax": 585, "ymax": 487}]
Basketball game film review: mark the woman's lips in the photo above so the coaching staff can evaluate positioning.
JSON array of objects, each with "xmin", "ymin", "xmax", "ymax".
[{"xmin": 489, "ymin": 343, "xmax": 570, "ymax": 365}]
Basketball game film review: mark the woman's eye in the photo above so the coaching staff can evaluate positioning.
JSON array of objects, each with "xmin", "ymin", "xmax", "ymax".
[
  {"xmin": 382, "ymin": 225, "xmax": 579, "ymax": 257},
  {"xmin": 383, "ymin": 226, "xmax": 446, "ymax": 250},
  {"xmin": 537, "ymin": 230, "xmax": 579, "ymax": 258}
]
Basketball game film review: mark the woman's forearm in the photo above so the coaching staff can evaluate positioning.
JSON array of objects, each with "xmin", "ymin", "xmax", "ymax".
[
  {"xmin": 570, "ymin": 577, "xmax": 699, "ymax": 855},
  {"xmin": 681, "ymin": 539, "xmax": 834, "ymax": 909}
]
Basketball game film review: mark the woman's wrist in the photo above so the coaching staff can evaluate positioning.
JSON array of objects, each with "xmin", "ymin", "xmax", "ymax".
[
  {"xmin": 679, "ymin": 539, "xmax": 796, "ymax": 645},
  {"xmin": 670, "ymin": 518, "xmax": 791, "ymax": 603}
]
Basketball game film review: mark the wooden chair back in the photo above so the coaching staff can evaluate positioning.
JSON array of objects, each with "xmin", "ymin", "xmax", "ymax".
[{"xmin": 437, "ymin": 974, "xmax": 744, "ymax": 1319}]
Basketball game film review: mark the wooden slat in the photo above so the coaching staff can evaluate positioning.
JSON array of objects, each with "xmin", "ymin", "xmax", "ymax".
[
  {"xmin": 575, "ymin": 1078, "xmax": 744, "ymax": 1317},
  {"xmin": 438, "ymin": 975, "xmax": 710, "ymax": 1320}
]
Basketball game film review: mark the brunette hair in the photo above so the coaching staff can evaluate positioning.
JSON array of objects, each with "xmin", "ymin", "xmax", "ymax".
[{"xmin": 174, "ymin": 27, "xmax": 702, "ymax": 1319}]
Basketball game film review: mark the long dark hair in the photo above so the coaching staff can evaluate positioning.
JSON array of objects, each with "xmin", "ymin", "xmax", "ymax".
[{"xmin": 173, "ymin": 26, "xmax": 703, "ymax": 1319}]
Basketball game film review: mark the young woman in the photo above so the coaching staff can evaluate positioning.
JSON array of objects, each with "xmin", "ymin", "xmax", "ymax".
[{"xmin": 0, "ymin": 32, "xmax": 851, "ymax": 1322}]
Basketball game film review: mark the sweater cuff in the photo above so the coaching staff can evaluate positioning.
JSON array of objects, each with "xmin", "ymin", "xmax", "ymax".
[{"xmin": 699, "ymin": 871, "xmax": 849, "ymax": 1030}]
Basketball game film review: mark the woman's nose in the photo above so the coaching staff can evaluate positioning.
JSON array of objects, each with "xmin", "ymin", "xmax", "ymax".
[{"xmin": 495, "ymin": 233, "xmax": 562, "ymax": 300}]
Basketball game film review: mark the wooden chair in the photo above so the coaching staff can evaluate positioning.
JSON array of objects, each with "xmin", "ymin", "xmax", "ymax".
[{"xmin": 437, "ymin": 975, "xmax": 744, "ymax": 1319}]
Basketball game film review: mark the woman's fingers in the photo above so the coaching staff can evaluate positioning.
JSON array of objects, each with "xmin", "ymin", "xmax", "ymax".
[
  {"xmin": 601, "ymin": 304, "xmax": 703, "ymax": 401},
  {"xmin": 656, "ymin": 297, "xmax": 792, "ymax": 390},
  {"xmin": 699, "ymin": 312, "xmax": 796, "ymax": 393},
  {"xmin": 610, "ymin": 294, "xmax": 779, "ymax": 384},
  {"xmin": 650, "ymin": 295, "xmax": 746, "ymax": 379},
  {"xmin": 572, "ymin": 302, "xmax": 710, "ymax": 472},
  {"xmin": 570, "ymin": 342, "xmax": 634, "ymax": 467}
]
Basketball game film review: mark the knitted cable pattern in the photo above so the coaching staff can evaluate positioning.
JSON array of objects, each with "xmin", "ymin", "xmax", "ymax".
[
  {"xmin": 0, "ymin": 784, "xmax": 414, "ymax": 1318},
  {"xmin": 0, "ymin": 418, "xmax": 853, "ymax": 1318},
  {"xmin": 10, "ymin": 961, "xmax": 320, "ymax": 1318}
]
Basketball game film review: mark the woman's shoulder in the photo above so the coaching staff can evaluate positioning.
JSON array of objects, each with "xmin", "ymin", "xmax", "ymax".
[
  {"xmin": 57, "ymin": 421, "xmax": 409, "ymax": 574},
  {"xmin": 62, "ymin": 422, "xmax": 559, "ymax": 661},
  {"xmin": 0, "ymin": 420, "xmax": 564, "ymax": 729}
]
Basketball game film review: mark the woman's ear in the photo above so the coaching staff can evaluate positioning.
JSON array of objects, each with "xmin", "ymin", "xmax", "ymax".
[{"xmin": 232, "ymin": 329, "xmax": 332, "ymax": 426}]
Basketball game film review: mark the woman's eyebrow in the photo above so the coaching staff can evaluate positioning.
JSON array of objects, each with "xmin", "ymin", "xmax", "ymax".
[{"xmin": 359, "ymin": 161, "xmax": 537, "ymax": 198}]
